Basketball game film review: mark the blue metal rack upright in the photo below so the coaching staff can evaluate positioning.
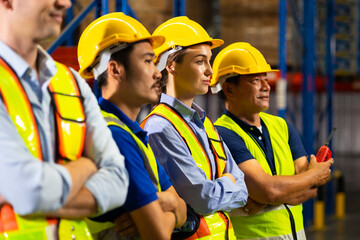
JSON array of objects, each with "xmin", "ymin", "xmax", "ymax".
[{"xmin": 282, "ymin": 0, "xmax": 336, "ymax": 227}]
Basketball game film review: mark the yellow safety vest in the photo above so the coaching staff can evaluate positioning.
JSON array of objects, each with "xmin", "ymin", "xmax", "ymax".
[
  {"xmin": 86, "ymin": 110, "xmax": 163, "ymax": 237},
  {"xmin": 0, "ymin": 57, "xmax": 92, "ymax": 240},
  {"xmin": 141, "ymin": 103, "xmax": 235, "ymax": 240},
  {"xmin": 215, "ymin": 112, "xmax": 305, "ymax": 240}
]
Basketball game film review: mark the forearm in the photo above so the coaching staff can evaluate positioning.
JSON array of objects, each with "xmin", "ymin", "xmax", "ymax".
[
  {"xmin": 130, "ymin": 201, "xmax": 174, "ymax": 240},
  {"xmin": 251, "ymin": 172, "xmax": 317, "ymax": 204},
  {"xmin": 157, "ymin": 187, "xmax": 187, "ymax": 227},
  {"xmin": 284, "ymin": 187, "xmax": 317, "ymax": 205},
  {"xmin": 161, "ymin": 211, "xmax": 176, "ymax": 238},
  {"xmin": 173, "ymin": 197, "xmax": 186, "ymax": 228},
  {"xmin": 46, "ymin": 187, "xmax": 98, "ymax": 218},
  {"xmin": 63, "ymin": 157, "xmax": 97, "ymax": 204}
]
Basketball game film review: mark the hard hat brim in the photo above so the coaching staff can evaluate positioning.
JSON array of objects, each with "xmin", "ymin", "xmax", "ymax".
[{"xmin": 210, "ymin": 39, "xmax": 224, "ymax": 49}]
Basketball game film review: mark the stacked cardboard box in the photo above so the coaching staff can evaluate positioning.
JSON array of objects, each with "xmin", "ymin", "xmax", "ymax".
[{"xmin": 219, "ymin": 0, "xmax": 280, "ymax": 66}]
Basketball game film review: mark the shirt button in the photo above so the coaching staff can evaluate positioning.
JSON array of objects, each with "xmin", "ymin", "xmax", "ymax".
[
  {"xmin": 250, "ymin": 127, "xmax": 253, "ymax": 131},
  {"xmin": 259, "ymin": 136, "xmax": 262, "ymax": 140}
]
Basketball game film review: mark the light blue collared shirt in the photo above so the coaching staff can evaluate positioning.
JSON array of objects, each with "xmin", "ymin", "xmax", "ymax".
[
  {"xmin": 0, "ymin": 41, "xmax": 128, "ymax": 215},
  {"xmin": 144, "ymin": 93, "xmax": 248, "ymax": 216}
]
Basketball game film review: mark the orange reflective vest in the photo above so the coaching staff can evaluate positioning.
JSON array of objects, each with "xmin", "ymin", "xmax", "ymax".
[
  {"xmin": 141, "ymin": 103, "xmax": 236, "ymax": 240},
  {"xmin": 0, "ymin": 57, "xmax": 91, "ymax": 240}
]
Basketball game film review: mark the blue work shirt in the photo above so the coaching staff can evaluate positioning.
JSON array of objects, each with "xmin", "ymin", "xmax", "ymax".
[
  {"xmin": 0, "ymin": 41, "xmax": 128, "ymax": 215},
  {"xmin": 94, "ymin": 98, "xmax": 172, "ymax": 221},
  {"xmin": 216, "ymin": 110, "xmax": 307, "ymax": 175},
  {"xmin": 144, "ymin": 93, "xmax": 248, "ymax": 216}
]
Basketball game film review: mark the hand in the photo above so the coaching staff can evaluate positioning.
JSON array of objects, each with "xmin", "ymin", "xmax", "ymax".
[
  {"xmin": 222, "ymin": 173, "xmax": 236, "ymax": 184},
  {"xmin": 308, "ymin": 155, "xmax": 334, "ymax": 186},
  {"xmin": 157, "ymin": 191, "xmax": 178, "ymax": 212},
  {"xmin": 114, "ymin": 212, "xmax": 138, "ymax": 238},
  {"xmin": 240, "ymin": 197, "xmax": 266, "ymax": 215}
]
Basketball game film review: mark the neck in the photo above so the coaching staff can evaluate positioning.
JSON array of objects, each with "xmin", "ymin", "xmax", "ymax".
[
  {"xmin": 226, "ymin": 103, "xmax": 261, "ymax": 127},
  {"xmin": 0, "ymin": 32, "xmax": 38, "ymax": 71},
  {"xmin": 166, "ymin": 76, "xmax": 195, "ymax": 108},
  {"xmin": 114, "ymin": 102, "xmax": 141, "ymax": 122},
  {"xmin": 102, "ymin": 88, "xmax": 141, "ymax": 122}
]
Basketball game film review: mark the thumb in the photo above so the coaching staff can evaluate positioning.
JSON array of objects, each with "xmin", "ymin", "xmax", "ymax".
[
  {"xmin": 309, "ymin": 154, "xmax": 317, "ymax": 163},
  {"xmin": 326, "ymin": 158, "xmax": 334, "ymax": 167}
]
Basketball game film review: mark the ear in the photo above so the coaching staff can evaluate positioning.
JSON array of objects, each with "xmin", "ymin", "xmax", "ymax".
[
  {"xmin": 166, "ymin": 61, "xmax": 176, "ymax": 75},
  {"xmin": 107, "ymin": 60, "xmax": 125, "ymax": 82},
  {"xmin": 222, "ymin": 82, "xmax": 234, "ymax": 98}
]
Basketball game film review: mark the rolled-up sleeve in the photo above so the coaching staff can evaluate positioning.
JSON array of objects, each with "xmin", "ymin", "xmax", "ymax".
[
  {"xmin": 74, "ymin": 71, "xmax": 129, "ymax": 214},
  {"xmin": 145, "ymin": 116, "xmax": 247, "ymax": 216}
]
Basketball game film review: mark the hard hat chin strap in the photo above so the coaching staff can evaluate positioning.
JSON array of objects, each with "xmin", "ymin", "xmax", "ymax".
[
  {"xmin": 92, "ymin": 43, "xmax": 129, "ymax": 79},
  {"xmin": 156, "ymin": 46, "xmax": 182, "ymax": 72}
]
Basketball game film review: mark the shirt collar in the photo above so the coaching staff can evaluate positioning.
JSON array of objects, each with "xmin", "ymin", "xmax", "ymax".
[
  {"xmin": 99, "ymin": 97, "xmax": 148, "ymax": 141},
  {"xmin": 159, "ymin": 93, "xmax": 206, "ymax": 123},
  {"xmin": 0, "ymin": 40, "xmax": 31, "ymax": 78}
]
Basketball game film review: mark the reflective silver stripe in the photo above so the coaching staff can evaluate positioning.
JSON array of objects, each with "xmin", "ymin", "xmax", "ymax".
[
  {"xmin": 45, "ymin": 224, "xmax": 58, "ymax": 240},
  {"xmin": 240, "ymin": 229, "xmax": 306, "ymax": 240},
  {"xmin": 103, "ymin": 115, "xmax": 159, "ymax": 191}
]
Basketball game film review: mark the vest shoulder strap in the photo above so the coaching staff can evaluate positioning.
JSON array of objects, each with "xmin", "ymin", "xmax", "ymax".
[
  {"xmin": 142, "ymin": 103, "xmax": 214, "ymax": 179},
  {"xmin": 49, "ymin": 62, "xmax": 86, "ymax": 162},
  {"xmin": 0, "ymin": 57, "xmax": 43, "ymax": 159}
]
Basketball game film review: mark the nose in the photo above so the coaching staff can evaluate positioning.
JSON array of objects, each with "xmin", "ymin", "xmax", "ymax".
[
  {"xmin": 56, "ymin": 0, "xmax": 72, "ymax": 9},
  {"xmin": 205, "ymin": 61, "xmax": 213, "ymax": 77},
  {"xmin": 261, "ymin": 79, "xmax": 270, "ymax": 91},
  {"xmin": 154, "ymin": 65, "xmax": 162, "ymax": 80}
]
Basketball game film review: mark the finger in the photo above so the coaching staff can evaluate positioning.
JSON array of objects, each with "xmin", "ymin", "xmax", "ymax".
[
  {"xmin": 116, "ymin": 224, "xmax": 138, "ymax": 236},
  {"xmin": 114, "ymin": 221, "xmax": 134, "ymax": 232},
  {"xmin": 114, "ymin": 213, "xmax": 133, "ymax": 226}
]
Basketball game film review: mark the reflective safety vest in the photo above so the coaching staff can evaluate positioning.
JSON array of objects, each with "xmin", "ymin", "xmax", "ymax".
[
  {"xmin": 0, "ymin": 57, "xmax": 91, "ymax": 240},
  {"xmin": 86, "ymin": 110, "xmax": 163, "ymax": 236},
  {"xmin": 215, "ymin": 112, "xmax": 305, "ymax": 240},
  {"xmin": 141, "ymin": 103, "xmax": 236, "ymax": 240}
]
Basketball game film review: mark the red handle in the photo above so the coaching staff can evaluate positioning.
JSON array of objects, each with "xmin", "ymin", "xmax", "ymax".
[{"xmin": 316, "ymin": 146, "xmax": 332, "ymax": 162}]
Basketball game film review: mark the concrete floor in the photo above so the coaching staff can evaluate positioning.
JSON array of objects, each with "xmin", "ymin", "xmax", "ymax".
[{"xmin": 305, "ymin": 191, "xmax": 360, "ymax": 240}]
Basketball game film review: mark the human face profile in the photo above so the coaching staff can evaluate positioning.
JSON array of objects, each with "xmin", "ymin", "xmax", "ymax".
[
  {"xmin": 172, "ymin": 44, "xmax": 213, "ymax": 100},
  {"xmin": 123, "ymin": 41, "xmax": 162, "ymax": 106},
  {"xmin": 234, "ymin": 73, "xmax": 271, "ymax": 114}
]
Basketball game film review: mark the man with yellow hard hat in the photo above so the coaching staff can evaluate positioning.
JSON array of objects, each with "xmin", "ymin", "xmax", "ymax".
[
  {"xmin": 77, "ymin": 12, "xmax": 186, "ymax": 240},
  {"xmin": 211, "ymin": 42, "xmax": 334, "ymax": 239}
]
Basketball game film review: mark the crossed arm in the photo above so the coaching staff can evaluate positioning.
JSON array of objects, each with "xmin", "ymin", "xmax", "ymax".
[
  {"xmin": 113, "ymin": 186, "xmax": 187, "ymax": 240},
  {"xmin": 240, "ymin": 155, "xmax": 334, "ymax": 214}
]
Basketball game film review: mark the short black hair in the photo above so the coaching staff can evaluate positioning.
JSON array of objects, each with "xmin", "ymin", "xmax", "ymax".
[{"xmin": 217, "ymin": 74, "xmax": 240, "ymax": 101}]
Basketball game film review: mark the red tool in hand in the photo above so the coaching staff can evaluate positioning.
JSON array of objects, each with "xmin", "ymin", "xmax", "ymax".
[{"xmin": 316, "ymin": 127, "xmax": 336, "ymax": 162}]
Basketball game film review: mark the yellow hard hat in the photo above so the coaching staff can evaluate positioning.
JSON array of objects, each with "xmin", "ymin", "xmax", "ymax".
[
  {"xmin": 78, "ymin": 12, "xmax": 165, "ymax": 79},
  {"xmin": 152, "ymin": 16, "xmax": 223, "ymax": 70},
  {"xmin": 210, "ymin": 42, "xmax": 278, "ymax": 93}
]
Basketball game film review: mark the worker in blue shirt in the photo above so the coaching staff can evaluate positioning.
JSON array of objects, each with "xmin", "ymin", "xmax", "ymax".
[
  {"xmin": 77, "ymin": 13, "xmax": 186, "ymax": 240},
  {"xmin": 211, "ymin": 42, "xmax": 334, "ymax": 239},
  {"xmin": 141, "ymin": 17, "xmax": 248, "ymax": 240}
]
